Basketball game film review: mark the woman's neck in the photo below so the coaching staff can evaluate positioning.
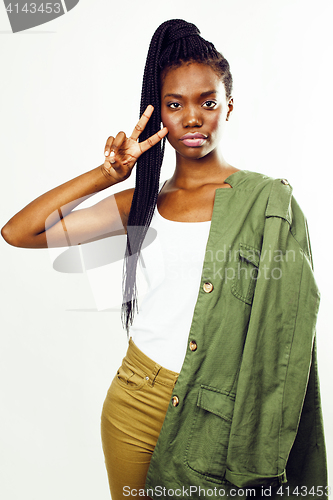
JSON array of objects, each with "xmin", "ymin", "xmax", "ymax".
[{"xmin": 169, "ymin": 150, "xmax": 237, "ymax": 190}]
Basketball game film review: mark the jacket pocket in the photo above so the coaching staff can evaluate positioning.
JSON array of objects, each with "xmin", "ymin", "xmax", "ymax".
[
  {"xmin": 231, "ymin": 243, "xmax": 260, "ymax": 305},
  {"xmin": 185, "ymin": 386, "xmax": 235, "ymax": 480},
  {"xmin": 115, "ymin": 359, "xmax": 146, "ymax": 391}
]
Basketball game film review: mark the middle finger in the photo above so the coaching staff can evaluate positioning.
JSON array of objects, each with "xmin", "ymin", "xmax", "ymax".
[{"xmin": 130, "ymin": 105, "xmax": 154, "ymax": 141}]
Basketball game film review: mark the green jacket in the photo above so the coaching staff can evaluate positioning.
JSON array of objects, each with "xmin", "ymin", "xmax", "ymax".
[{"xmin": 145, "ymin": 170, "xmax": 327, "ymax": 499}]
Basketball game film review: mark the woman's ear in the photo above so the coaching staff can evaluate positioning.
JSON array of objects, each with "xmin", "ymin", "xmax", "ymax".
[{"xmin": 226, "ymin": 97, "xmax": 233, "ymax": 121}]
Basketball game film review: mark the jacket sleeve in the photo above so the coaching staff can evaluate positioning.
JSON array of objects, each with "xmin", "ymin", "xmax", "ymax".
[{"xmin": 224, "ymin": 179, "xmax": 321, "ymax": 487}]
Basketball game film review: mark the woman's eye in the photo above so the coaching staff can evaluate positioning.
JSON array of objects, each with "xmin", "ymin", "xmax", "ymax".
[
  {"xmin": 168, "ymin": 102, "xmax": 181, "ymax": 109},
  {"xmin": 203, "ymin": 100, "xmax": 217, "ymax": 108}
]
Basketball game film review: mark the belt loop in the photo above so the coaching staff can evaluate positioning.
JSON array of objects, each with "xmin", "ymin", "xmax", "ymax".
[{"xmin": 148, "ymin": 364, "xmax": 162, "ymax": 387}]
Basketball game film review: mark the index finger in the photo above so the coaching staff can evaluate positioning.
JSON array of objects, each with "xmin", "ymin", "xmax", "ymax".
[
  {"xmin": 139, "ymin": 126, "xmax": 168, "ymax": 154},
  {"xmin": 130, "ymin": 105, "xmax": 154, "ymax": 141}
]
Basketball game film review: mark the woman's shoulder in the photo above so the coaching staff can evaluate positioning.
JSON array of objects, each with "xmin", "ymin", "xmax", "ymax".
[
  {"xmin": 227, "ymin": 169, "xmax": 278, "ymax": 188},
  {"xmin": 230, "ymin": 170, "xmax": 295, "ymax": 199},
  {"xmin": 241, "ymin": 171, "xmax": 311, "ymax": 253}
]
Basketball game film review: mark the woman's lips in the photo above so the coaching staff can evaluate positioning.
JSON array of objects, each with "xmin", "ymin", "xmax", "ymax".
[{"xmin": 180, "ymin": 133, "xmax": 207, "ymax": 148}]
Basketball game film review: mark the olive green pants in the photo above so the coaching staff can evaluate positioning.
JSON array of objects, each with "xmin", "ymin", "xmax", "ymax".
[{"xmin": 101, "ymin": 339, "xmax": 179, "ymax": 500}]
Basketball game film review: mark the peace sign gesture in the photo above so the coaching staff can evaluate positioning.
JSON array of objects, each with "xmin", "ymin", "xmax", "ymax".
[{"xmin": 102, "ymin": 105, "xmax": 168, "ymax": 183}]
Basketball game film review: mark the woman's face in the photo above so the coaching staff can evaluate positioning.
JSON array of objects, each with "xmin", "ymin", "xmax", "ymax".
[{"xmin": 160, "ymin": 62, "xmax": 233, "ymax": 161}]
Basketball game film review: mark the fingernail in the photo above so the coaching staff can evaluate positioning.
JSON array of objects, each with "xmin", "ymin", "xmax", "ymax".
[
  {"xmin": 104, "ymin": 151, "xmax": 109, "ymax": 156},
  {"xmin": 110, "ymin": 151, "xmax": 116, "ymax": 164}
]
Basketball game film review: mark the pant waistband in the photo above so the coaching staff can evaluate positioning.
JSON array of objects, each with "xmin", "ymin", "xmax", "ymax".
[{"xmin": 127, "ymin": 338, "xmax": 179, "ymax": 388}]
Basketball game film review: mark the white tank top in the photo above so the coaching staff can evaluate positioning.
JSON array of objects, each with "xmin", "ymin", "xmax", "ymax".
[{"xmin": 129, "ymin": 182, "xmax": 211, "ymax": 373}]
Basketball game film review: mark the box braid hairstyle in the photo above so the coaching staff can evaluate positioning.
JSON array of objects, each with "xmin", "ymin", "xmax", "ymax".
[{"xmin": 122, "ymin": 19, "xmax": 233, "ymax": 333}]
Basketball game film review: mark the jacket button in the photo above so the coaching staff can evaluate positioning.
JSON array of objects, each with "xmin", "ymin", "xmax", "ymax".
[
  {"xmin": 189, "ymin": 341, "xmax": 197, "ymax": 351},
  {"xmin": 281, "ymin": 178, "xmax": 289, "ymax": 185},
  {"xmin": 203, "ymin": 282, "xmax": 214, "ymax": 293},
  {"xmin": 172, "ymin": 396, "xmax": 179, "ymax": 407}
]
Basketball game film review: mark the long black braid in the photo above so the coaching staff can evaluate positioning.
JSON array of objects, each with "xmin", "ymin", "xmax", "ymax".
[{"xmin": 121, "ymin": 19, "xmax": 233, "ymax": 332}]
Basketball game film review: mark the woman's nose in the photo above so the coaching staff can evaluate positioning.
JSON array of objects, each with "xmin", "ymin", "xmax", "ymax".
[{"xmin": 182, "ymin": 107, "xmax": 203, "ymax": 128}]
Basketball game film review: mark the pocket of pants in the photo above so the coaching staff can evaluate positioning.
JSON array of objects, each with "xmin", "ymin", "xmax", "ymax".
[
  {"xmin": 185, "ymin": 386, "xmax": 235, "ymax": 480},
  {"xmin": 231, "ymin": 243, "xmax": 260, "ymax": 305},
  {"xmin": 115, "ymin": 359, "xmax": 146, "ymax": 391}
]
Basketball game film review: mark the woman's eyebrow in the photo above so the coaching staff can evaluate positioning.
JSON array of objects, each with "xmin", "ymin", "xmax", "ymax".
[
  {"xmin": 200, "ymin": 90, "xmax": 218, "ymax": 97},
  {"xmin": 163, "ymin": 93, "xmax": 182, "ymax": 99},
  {"xmin": 163, "ymin": 90, "xmax": 218, "ymax": 99}
]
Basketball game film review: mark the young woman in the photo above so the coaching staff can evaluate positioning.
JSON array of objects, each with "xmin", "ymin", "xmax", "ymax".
[{"xmin": 1, "ymin": 19, "xmax": 327, "ymax": 500}]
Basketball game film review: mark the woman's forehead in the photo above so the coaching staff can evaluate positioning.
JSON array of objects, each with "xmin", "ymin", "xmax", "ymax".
[{"xmin": 161, "ymin": 62, "xmax": 225, "ymax": 96}]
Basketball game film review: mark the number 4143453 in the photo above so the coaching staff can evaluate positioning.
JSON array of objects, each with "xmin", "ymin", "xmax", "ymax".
[{"xmin": 6, "ymin": 3, "xmax": 61, "ymax": 14}]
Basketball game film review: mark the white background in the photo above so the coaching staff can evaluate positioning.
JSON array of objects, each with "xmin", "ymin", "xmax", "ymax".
[{"xmin": 0, "ymin": 0, "xmax": 332, "ymax": 498}]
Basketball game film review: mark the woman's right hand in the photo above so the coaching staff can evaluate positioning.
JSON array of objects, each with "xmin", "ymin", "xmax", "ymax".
[
  {"xmin": 1, "ymin": 105, "xmax": 168, "ymax": 248},
  {"xmin": 102, "ymin": 105, "xmax": 168, "ymax": 183}
]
